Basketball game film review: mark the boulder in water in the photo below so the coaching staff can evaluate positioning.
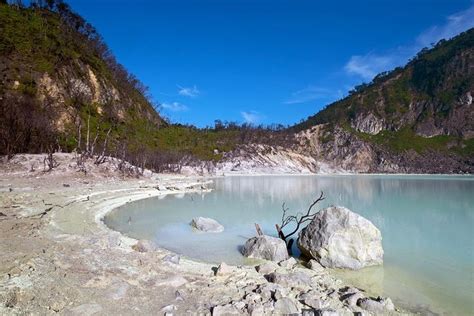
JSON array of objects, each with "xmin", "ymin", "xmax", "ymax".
[
  {"xmin": 190, "ymin": 217, "xmax": 224, "ymax": 233},
  {"xmin": 241, "ymin": 235, "xmax": 288, "ymax": 262},
  {"xmin": 298, "ymin": 206, "xmax": 383, "ymax": 270}
]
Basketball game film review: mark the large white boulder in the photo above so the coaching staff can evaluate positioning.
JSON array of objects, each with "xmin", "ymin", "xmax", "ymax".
[
  {"xmin": 190, "ymin": 217, "xmax": 224, "ymax": 233},
  {"xmin": 298, "ymin": 206, "xmax": 383, "ymax": 270},
  {"xmin": 241, "ymin": 235, "xmax": 289, "ymax": 262}
]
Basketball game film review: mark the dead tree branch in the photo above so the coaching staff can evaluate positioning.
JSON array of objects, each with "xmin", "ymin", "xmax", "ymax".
[{"xmin": 276, "ymin": 191, "xmax": 325, "ymax": 252}]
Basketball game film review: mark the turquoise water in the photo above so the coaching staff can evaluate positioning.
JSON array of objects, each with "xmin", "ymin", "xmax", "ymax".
[{"xmin": 105, "ymin": 175, "xmax": 474, "ymax": 315}]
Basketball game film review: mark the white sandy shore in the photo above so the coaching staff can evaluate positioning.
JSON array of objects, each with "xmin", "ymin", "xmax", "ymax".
[{"xmin": 0, "ymin": 154, "xmax": 409, "ymax": 315}]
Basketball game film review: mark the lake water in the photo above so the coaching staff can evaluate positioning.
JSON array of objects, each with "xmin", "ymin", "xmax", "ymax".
[{"xmin": 105, "ymin": 175, "xmax": 474, "ymax": 315}]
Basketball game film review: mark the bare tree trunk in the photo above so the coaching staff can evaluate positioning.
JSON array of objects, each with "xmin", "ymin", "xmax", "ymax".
[
  {"xmin": 85, "ymin": 112, "xmax": 91, "ymax": 155},
  {"xmin": 90, "ymin": 126, "xmax": 100, "ymax": 157},
  {"xmin": 43, "ymin": 146, "xmax": 59, "ymax": 172},
  {"xmin": 77, "ymin": 121, "xmax": 82, "ymax": 151},
  {"xmin": 255, "ymin": 223, "xmax": 264, "ymax": 236},
  {"xmin": 95, "ymin": 128, "xmax": 111, "ymax": 165}
]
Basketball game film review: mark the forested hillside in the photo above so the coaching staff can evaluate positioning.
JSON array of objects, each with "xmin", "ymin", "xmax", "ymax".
[
  {"xmin": 0, "ymin": 1, "xmax": 472, "ymax": 174},
  {"xmin": 0, "ymin": 1, "xmax": 289, "ymax": 170},
  {"xmin": 291, "ymin": 28, "xmax": 473, "ymax": 173}
]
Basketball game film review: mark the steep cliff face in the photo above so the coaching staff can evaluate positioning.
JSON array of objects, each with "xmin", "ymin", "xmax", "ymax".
[
  {"xmin": 292, "ymin": 28, "xmax": 474, "ymax": 174},
  {"xmin": 0, "ymin": 4, "xmax": 163, "ymax": 155}
]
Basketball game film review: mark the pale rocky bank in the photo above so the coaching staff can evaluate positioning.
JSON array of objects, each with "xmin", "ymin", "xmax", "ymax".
[{"xmin": 0, "ymin": 154, "xmax": 409, "ymax": 315}]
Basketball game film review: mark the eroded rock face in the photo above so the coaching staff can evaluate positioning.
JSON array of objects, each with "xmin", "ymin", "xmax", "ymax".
[
  {"xmin": 351, "ymin": 112, "xmax": 386, "ymax": 135},
  {"xmin": 241, "ymin": 235, "xmax": 289, "ymax": 262},
  {"xmin": 190, "ymin": 217, "xmax": 224, "ymax": 233},
  {"xmin": 298, "ymin": 206, "xmax": 383, "ymax": 270}
]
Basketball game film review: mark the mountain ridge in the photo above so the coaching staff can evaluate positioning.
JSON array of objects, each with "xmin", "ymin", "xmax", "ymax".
[{"xmin": 0, "ymin": 1, "xmax": 472, "ymax": 174}]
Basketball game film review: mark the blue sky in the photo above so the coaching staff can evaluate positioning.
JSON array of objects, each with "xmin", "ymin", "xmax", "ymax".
[{"xmin": 67, "ymin": 0, "xmax": 474, "ymax": 127}]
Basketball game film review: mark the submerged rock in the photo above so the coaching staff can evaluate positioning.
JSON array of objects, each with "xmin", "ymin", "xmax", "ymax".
[
  {"xmin": 190, "ymin": 217, "xmax": 224, "ymax": 233},
  {"xmin": 298, "ymin": 206, "xmax": 383, "ymax": 270},
  {"xmin": 241, "ymin": 235, "xmax": 289, "ymax": 262}
]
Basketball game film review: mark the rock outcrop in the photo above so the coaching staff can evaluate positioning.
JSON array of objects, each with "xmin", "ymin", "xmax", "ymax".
[
  {"xmin": 241, "ymin": 235, "xmax": 289, "ymax": 262},
  {"xmin": 351, "ymin": 112, "xmax": 386, "ymax": 135},
  {"xmin": 190, "ymin": 217, "xmax": 224, "ymax": 233},
  {"xmin": 298, "ymin": 206, "xmax": 383, "ymax": 270}
]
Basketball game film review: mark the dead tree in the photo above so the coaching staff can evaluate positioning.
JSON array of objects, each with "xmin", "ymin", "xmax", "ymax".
[
  {"xmin": 95, "ymin": 128, "xmax": 111, "ymax": 165},
  {"xmin": 275, "ymin": 191, "xmax": 325, "ymax": 253},
  {"xmin": 85, "ymin": 111, "xmax": 91, "ymax": 155},
  {"xmin": 43, "ymin": 146, "xmax": 59, "ymax": 172},
  {"xmin": 89, "ymin": 125, "xmax": 100, "ymax": 157},
  {"xmin": 75, "ymin": 151, "xmax": 87, "ymax": 174}
]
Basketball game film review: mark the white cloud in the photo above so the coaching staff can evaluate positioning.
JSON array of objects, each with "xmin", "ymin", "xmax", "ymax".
[
  {"xmin": 241, "ymin": 111, "xmax": 262, "ymax": 124},
  {"xmin": 416, "ymin": 5, "xmax": 474, "ymax": 47},
  {"xmin": 284, "ymin": 86, "xmax": 334, "ymax": 104},
  {"xmin": 161, "ymin": 102, "xmax": 188, "ymax": 112},
  {"xmin": 344, "ymin": 54, "xmax": 395, "ymax": 80},
  {"xmin": 344, "ymin": 4, "xmax": 474, "ymax": 81},
  {"xmin": 177, "ymin": 85, "xmax": 200, "ymax": 97}
]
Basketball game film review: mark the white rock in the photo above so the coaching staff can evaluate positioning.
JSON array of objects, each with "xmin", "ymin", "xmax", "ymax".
[
  {"xmin": 163, "ymin": 254, "xmax": 180, "ymax": 265},
  {"xmin": 278, "ymin": 257, "xmax": 297, "ymax": 268},
  {"xmin": 298, "ymin": 206, "xmax": 383, "ymax": 270},
  {"xmin": 155, "ymin": 275, "xmax": 188, "ymax": 288},
  {"xmin": 304, "ymin": 298, "xmax": 326, "ymax": 309},
  {"xmin": 341, "ymin": 291, "xmax": 365, "ymax": 307},
  {"xmin": 132, "ymin": 239, "xmax": 156, "ymax": 253},
  {"xmin": 255, "ymin": 262, "xmax": 278, "ymax": 274},
  {"xmin": 358, "ymin": 297, "xmax": 394, "ymax": 313},
  {"xmin": 247, "ymin": 302, "xmax": 264, "ymax": 316},
  {"xmin": 161, "ymin": 304, "xmax": 177, "ymax": 313},
  {"xmin": 241, "ymin": 235, "xmax": 289, "ymax": 262},
  {"xmin": 307, "ymin": 259, "xmax": 325, "ymax": 272},
  {"xmin": 191, "ymin": 217, "xmax": 224, "ymax": 233},
  {"xmin": 215, "ymin": 262, "xmax": 232, "ymax": 276},
  {"xmin": 212, "ymin": 304, "xmax": 241, "ymax": 315},
  {"xmin": 315, "ymin": 308, "xmax": 339, "ymax": 316},
  {"xmin": 266, "ymin": 271, "xmax": 312, "ymax": 288},
  {"xmin": 273, "ymin": 297, "xmax": 299, "ymax": 314}
]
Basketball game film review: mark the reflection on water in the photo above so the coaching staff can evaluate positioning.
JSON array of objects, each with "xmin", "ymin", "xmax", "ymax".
[{"xmin": 105, "ymin": 175, "xmax": 474, "ymax": 315}]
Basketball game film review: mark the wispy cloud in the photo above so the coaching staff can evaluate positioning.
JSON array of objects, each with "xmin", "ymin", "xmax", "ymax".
[
  {"xmin": 416, "ymin": 5, "xmax": 474, "ymax": 47},
  {"xmin": 344, "ymin": 5, "xmax": 474, "ymax": 81},
  {"xmin": 177, "ymin": 85, "xmax": 200, "ymax": 98},
  {"xmin": 344, "ymin": 54, "xmax": 395, "ymax": 80},
  {"xmin": 161, "ymin": 102, "xmax": 189, "ymax": 112},
  {"xmin": 241, "ymin": 111, "xmax": 262, "ymax": 124},
  {"xmin": 284, "ymin": 86, "xmax": 335, "ymax": 104}
]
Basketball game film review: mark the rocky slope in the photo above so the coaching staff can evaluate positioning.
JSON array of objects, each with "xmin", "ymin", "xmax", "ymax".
[
  {"xmin": 290, "ymin": 28, "xmax": 474, "ymax": 173},
  {"xmin": 0, "ymin": 3, "xmax": 164, "ymax": 156}
]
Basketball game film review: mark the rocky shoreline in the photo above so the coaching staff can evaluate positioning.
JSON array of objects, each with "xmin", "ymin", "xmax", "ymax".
[{"xmin": 0, "ymin": 154, "xmax": 408, "ymax": 315}]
